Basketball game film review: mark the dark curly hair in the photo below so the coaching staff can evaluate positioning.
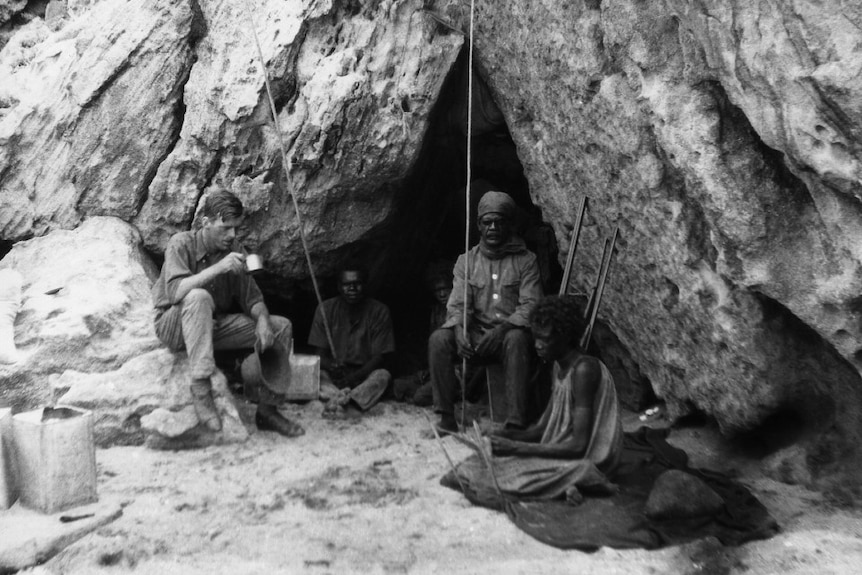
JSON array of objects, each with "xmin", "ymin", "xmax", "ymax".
[{"xmin": 529, "ymin": 295, "xmax": 586, "ymax": 347}]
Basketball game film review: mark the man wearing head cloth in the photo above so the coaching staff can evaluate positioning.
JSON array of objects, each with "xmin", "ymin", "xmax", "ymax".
[{"xmin": 429, "ymin": 190, "xmax": 543, "ymax": 433}]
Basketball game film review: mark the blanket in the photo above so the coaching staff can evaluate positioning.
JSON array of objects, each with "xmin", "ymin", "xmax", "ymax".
[{"xmin": 441, "ymin": 427, "xmax": 779, "ymax": 551}]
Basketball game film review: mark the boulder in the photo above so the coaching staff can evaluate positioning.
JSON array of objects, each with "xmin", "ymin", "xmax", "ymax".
[
  {"xmin": 0, "ymin": 268, "xmax": 22, "ymax": 365},
  {"xmin": 439, "ymin": 0, "xmax": 862, "ymax": 457},
  {"xmin": 55, "ymin": 348, "xmax": 248, "ymax": 448},
  {"xmin": 0, "ymin": 0, "xmax": 194, "ymax": 240},
  {"xmin": 0, "ymin": 0, "xmax": 27, "ymax": 26},
  {"xmin": 645, "ymin": 470, "xmax": 725, "ymax": 520},
  {"xmin": 0, "ymin": 498, "xmax": 122, "ymax": 573},
  {"xmin": 0, "ymin": 217, "xmax": 160, "ymax": 410},
  {"xmin": 133, "ymin": 0, "xmax": 463, "ymax": 280}
]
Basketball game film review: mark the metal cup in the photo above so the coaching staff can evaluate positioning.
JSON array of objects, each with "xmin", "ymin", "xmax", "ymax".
[{"xmin": 245, "ymin": 254, "xmax": 263, "ymax": 273}]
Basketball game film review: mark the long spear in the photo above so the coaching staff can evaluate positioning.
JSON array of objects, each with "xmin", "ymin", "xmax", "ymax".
[
  {"xmin": 461, "ymin": 0, "xmax": 477, "ymax": 430},
  {"xmin": 581, "ymin": 226, "xmax": 618, "ymax": 350},
  {"xmin": 243, "ymin": 2, "xmax": 338, "ymax": 363},
  {"xmin": 583, "ymin": 237, "xmax": 609, "ymax": 320},
  {"xmin": 559, "ymin": 196, "xmax": 587, "ymax": 297}
]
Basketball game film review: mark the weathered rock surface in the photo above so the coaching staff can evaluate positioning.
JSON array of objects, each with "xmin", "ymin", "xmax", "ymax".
[
  {"xmin": 439, "ymin": 0, "xmax": 862, "ymax": 467},
  {"xmin": 0, "ymin": 0, "xmax": 194, "ymax": 239},
  {"xmin": 55, "ymin": 348, "xmax": 248, "ymax": 448},
  {"xmin": 0, "ymin": 0, "xmax": 463, "ymax": 277},
  {"xmin": 645, "ymin": 469, "xmax": 725, "ymax": 520},
  {"xmin": 133, "ymin": 0, "xmax": 463, "ymax": 281},
  {"xmin": 0, "ymin": 217, "xmax": 160, "ymax": 409},
  {"xmin": 0, "ymin": 0, "xmax": 27, "ymax": 26}
]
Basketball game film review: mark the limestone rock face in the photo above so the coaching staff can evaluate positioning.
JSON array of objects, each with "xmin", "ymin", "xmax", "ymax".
[
  {"xmin": 447, "ymin": 0, "xmax": 862, "ymax": 458},
  {"xmin": 0, "ymin": 217, "xmax": 160, "ymax": 409},
  {"xmin": 0, "ymin": 0, "xmax": 27, "ymax": 25},
  {"xmin": 55, "ymin": 349, "xmax": 248, "ymax": 448},
  {"xmin": 0, "ymin": 0, "xmax": 194, "ymax": 239},
  {"xmin": 133, "ymin": 0, "xmax": 463, "ymax": 280}
]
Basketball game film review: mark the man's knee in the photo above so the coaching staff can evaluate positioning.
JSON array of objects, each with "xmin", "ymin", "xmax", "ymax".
[
  {"xmin": 503, "ymin": 327, "xmax": 530, "ymax": 351},
  {"xmin": 270, "ymin": 315, "xmax": 292, "ymax": 335},
  {"xmin": 182, "ymin": 288, "xmax": 214, "ymax": 309},
  {"xmin": 429, "ymin": 328, "xmax": 456, "ymax": 354}
]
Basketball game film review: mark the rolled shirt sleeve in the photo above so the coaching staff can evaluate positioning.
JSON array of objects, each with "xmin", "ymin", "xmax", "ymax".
[{"xmin": 161, "ymin": 236, "xmax": 195, "ymax": 306}]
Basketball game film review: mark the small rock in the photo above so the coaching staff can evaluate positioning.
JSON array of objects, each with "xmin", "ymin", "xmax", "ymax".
[
  {"xmin": 645, "ymin": 470, "xmax": 724, "ymax": 520},
  {"xmin": 140, "ymin": 407, "xmax": 198, "ymax": 438}
]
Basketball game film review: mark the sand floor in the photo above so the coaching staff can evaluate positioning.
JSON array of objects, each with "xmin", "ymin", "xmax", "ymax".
[{"xmin": 20, "ymin": 400, "xmax": 862, "ymax": 575}]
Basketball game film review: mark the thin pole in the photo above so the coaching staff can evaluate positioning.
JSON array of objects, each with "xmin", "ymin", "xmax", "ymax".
[
  {"xmin": 581, "ymin": 227, "xmax": 619, "ymax": 350},
  {"xmin": 243, "ymin": 2, "xmax": 338, "ymax": 363},
  {"xmin": 461, "ymin": 0, "xmax": 477, "ymax": 430},
  {"xmin": 559, "ymin": 196, "xmax": 588, "ymax": 297},
  {"xmin": 423, "ymin": 412, "xmax": 467, "ymax": 493}
]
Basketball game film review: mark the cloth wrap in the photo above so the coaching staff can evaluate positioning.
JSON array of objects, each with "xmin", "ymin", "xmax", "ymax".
[{"xmin": 442, "ymin": 427, "xmax": 779, "ymax": 551}]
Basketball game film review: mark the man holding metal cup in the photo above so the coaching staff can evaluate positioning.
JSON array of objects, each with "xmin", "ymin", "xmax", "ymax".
[{"xmin": 151, "ymin": 190, "xmax": 304, "ymax": 438}]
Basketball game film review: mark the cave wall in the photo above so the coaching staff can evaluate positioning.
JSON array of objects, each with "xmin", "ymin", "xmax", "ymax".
[
  {"xmin": 440, "ymin": 0, "xmax": 862, "ymax": 455},
  {"xmin": 0, "ymin": 0, "xmax": 463, "ymax": 278}
]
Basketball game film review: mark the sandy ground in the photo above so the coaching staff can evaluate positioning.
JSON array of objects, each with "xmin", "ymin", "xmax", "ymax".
[{"xmin": 19, "ymin": 400, "xmax": 862, "ymax": 575}]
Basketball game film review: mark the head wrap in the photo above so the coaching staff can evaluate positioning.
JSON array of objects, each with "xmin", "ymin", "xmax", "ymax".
[{"xmin": 477, "ymin": 191, "xmax": 515, "ymax": 220}]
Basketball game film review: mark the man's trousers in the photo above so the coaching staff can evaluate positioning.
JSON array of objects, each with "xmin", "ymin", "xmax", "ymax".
[
  {"xmin": 428, "ymin": 326, "xmax": 532, "ymax": 427},
  {"xmin": 155, "ymin": 288, "xmax": 292, "ymax": 400}
]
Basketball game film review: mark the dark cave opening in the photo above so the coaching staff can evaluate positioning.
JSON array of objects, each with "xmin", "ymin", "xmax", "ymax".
[
  {"xmin": 261, "ymin": 49, "xmax": 661, "ymax": 418},
  {"xmin": 371, "ymin": 51, "xmax": 564, "ymax": 378},
  {"xmin": 267, "ymin": 49, "xmax": 563, "ymax": 383}
]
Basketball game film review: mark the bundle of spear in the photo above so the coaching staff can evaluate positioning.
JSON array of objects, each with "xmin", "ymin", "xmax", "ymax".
[{"xmin": 557, "ymin": 196, "xmax": 619, "ymax": 351}]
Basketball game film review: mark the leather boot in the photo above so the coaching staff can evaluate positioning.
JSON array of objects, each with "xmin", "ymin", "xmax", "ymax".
[
  {"xmin": 256, "ymin": 404, "xmax": 305, "ymax": 438},
  {"xmin": 190, "ymin": 379, "xmax": 222, "ymax": 432}
]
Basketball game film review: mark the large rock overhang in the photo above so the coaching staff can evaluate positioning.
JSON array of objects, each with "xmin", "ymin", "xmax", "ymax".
[{"xmin": 452, "ymin": 0, "xmax": 862, "ymax": 468}]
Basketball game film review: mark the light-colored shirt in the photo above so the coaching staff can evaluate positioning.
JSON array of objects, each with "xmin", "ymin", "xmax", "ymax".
[
  {"xmin": 443, "ymin": 245, "xmax": 543, "ymax": 331},
  {"xmin": 151, "ymin": 230, "xmax": 263, "ymax": 317},
  {"xmin": 308, "ymin": 297, "xmax": 395, "ymax": 367}
]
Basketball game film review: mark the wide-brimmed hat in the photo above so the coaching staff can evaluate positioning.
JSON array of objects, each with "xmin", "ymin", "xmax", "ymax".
[{"xmin": 240, "ymin": 340, "xmax": 291, "ymax": 397}]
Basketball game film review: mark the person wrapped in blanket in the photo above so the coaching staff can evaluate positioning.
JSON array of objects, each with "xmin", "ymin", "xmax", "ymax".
[{"xmin": 454, "ymin": 295, "xmax": 623, "ymax": 504}]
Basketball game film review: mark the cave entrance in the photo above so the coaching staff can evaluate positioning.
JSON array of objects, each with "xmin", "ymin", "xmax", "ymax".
[
  {"xmin": 370, "ymin": 51, "xmax": 563, "ymax": 376},
  {"xmin": 266, "ymin": 49, "xmax": 652, "ymax": 413}
]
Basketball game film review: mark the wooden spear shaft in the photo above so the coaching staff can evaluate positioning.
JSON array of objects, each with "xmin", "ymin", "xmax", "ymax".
[
  {"xmin": 243, "ymin": 2, "xmax": 339, "ymax": 363},
  {"xmin": 581, "ymin": 226, "xmax": 618, "ymax": 350},
  {"xmin": 583, "ymin": 237, "xmax": 609, "ymax": 320},
  {"xmin": 559, "ymin": 196, "xmax": 587, "ymax": 297},
  {"xmin": 461, "ymin": 0, "xmax": 477, "ymax": 430}
]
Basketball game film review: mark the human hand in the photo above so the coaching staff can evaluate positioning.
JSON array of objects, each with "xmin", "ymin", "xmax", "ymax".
[
  {"xmin": 255, "ymin": 316, "xmax": 275, "ymax": 350},
  {"xmin": 455, "ymin": 327, "xmax": 474, "ymax": 359},
  {"xmin": 475, "ymin": 324, "xmax": 509, "ymax": 356},
  {"xmin": 216, "ymin": 252, "xmax": 246, "ymax": 275},
  {"xmin": 490, "ymin": 436, "xmax": 517, "ymax": 455}
]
